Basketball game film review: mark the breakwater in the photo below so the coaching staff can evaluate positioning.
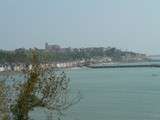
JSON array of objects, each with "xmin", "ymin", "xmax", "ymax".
[{"xmin": 87, "ymin": 64, "xmax": 160, "ymax": 68}]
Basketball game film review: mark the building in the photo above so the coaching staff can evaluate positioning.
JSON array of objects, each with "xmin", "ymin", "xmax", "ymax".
[{"xmin": 45, "ymin": 42, "xmax": 61, "ymax": 52}]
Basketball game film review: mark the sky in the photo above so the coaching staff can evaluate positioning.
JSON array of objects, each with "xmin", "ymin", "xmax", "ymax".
[{"xmin": 0, "ymin": 0, "xmax": 160, "ymax": 55}]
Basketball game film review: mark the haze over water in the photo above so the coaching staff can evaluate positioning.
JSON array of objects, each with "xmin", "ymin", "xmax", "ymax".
[{"xmin": 1, "ymin": 0, "xmax": 160, "ymax": 54}]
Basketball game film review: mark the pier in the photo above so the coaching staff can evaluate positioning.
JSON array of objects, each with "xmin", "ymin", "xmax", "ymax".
[{"xmin": 87, "ymin": 64, "xmax": 160, "ymax": 68}]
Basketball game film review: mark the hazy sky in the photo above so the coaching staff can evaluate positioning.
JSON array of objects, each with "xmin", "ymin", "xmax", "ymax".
[{"xmin": 1, "ymin": 0, "xmax": 160, "ymax": 54}]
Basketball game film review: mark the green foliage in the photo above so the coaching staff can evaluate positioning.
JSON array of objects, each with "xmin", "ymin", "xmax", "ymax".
[
  {"xmin": 0, "ymin": 81, "xmax": 9, "ymax": 120},
  {"xmin": 9, "ymin": 50, "xmax": 80, "ymax": 120}
]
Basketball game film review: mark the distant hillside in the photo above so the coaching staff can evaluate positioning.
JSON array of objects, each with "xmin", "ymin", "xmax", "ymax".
[{"xmin": 0, "ymin": 47, "xmax": 148, "ymax": 64}]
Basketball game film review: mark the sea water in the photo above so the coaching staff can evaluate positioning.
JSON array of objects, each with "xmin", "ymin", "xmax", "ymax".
[{"xmin": 29, "ymin": 67, "xmax": 160, "ymax": 120}]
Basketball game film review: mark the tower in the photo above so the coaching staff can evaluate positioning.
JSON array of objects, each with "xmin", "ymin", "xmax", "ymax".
[{"xmin": 45, "ymin": 42, "xmax": 48, "ymax": 49}]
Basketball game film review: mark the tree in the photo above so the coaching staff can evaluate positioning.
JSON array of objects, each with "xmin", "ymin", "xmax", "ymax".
[
  {"xmin": 0, "ymin": 50, "xmax": 81, "ymax": 120},
  {"xmin": 0, "ymin": 80, "xmax": 9, "ymax": 120}
]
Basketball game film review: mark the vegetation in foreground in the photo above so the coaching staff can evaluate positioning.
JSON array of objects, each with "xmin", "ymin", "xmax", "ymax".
[{"xmin": 0, "ymin": 50, "xmax": 81, "ymax": 120}]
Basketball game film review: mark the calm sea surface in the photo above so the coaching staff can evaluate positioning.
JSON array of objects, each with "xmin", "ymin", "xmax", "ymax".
[{"xmin": 31, "ymin": 67, "xmax": 160, "ymax": 120}]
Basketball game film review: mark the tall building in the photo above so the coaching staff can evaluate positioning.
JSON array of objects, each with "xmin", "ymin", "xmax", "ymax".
[
  {"xmin": 45, "ymin": 42, "xmax": 48, "ymax": 49},
  {"xmin": 45, "ymin": 42, "xmax": 61, "ymax": 52}
]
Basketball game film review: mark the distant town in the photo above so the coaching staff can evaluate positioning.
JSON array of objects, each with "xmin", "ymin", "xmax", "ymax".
[{"xmin": 0, "ymin": 43, "xmax": 150, "ymax": 72}]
